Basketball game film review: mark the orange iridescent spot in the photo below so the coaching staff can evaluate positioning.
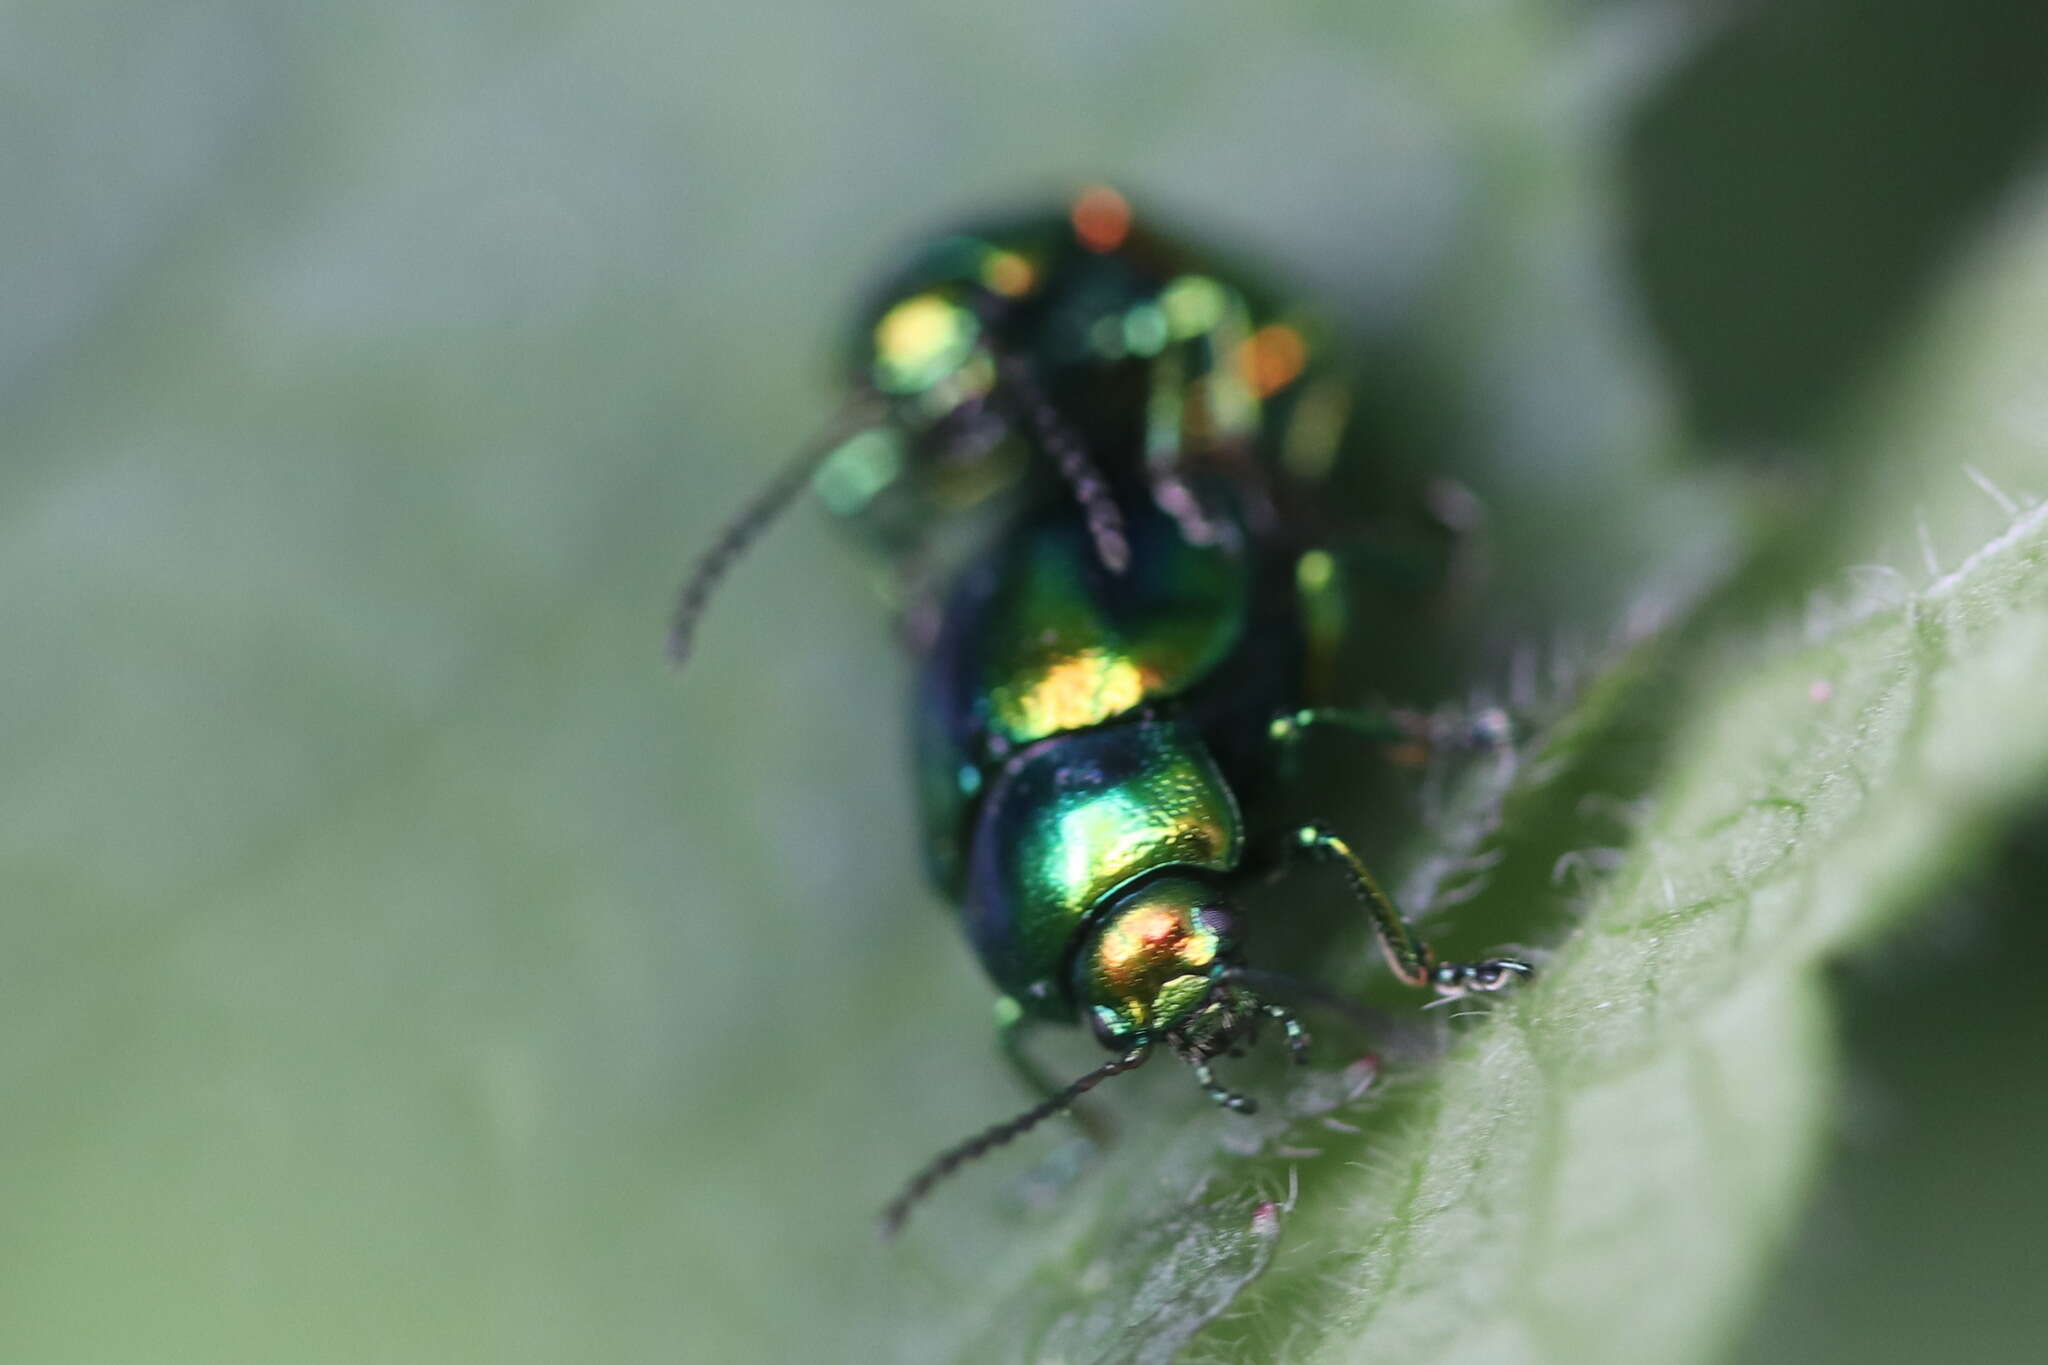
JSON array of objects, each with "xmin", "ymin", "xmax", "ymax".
[
  {"xmin": 1071, "ymin": 185, "xmax": 1132, "ymax": 254},
  {"xmin": 981, "ymin": 249, "xmax": 1036, "ymax": 297},
  {"xmin": 1004, "ymin": 649, "xmax": 1152, "ymax": 739},
  {"xmin": 1235, "ymin": 324, "xmax": 1309, "ymax": 398},
  {"xmin": 1101, "ymin": 906, "xmax": 1173, "ymax": 971}
]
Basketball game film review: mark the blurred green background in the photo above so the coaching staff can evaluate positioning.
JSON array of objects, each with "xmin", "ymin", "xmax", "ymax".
[{"xmin": 6, "ymin": 2, "xmax": 2047, "ymax": 1362}]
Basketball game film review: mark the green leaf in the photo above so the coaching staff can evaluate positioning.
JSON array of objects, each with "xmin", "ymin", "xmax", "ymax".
[
  {"xmin": 922, "ymin": 181, "xmax": 2048, "ymax": 1362},
  {"xmin": 7, "ymin": 4, "xmax": 2047, "ymax": 1364}
]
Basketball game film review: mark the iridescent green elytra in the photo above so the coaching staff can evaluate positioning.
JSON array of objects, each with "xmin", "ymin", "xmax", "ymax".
[{"xmin": 670, "ymin": 187, "xmax": 1531, "ymax": 1237}]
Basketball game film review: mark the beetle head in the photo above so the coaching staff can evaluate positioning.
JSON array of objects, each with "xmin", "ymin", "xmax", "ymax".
[{"xmin": 1072, "ymin": 874, "xmax": 1240, "ymax": 1051}]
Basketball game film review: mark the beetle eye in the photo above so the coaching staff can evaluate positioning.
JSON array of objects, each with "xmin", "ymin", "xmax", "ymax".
[
  {"xmin": 1088, "ymin": 1004, "xmax": 1132, "ymax": 1048},
  {"xmin": 1196, "ymin": 907, "xmax": 1234, "ymax": 939}
]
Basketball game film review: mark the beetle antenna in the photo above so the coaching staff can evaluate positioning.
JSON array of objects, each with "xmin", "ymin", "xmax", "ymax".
[
  {"xmin": 994, "ymin": 354, "xmax": 1130, "ymax": 574},
  {"xmin": 667, "ymin": 395, "xmax": 885, "ymax": 668},
  {"xmin": 881, "ymin": 1044, "xmax": 1151, "ymax": 1239}
]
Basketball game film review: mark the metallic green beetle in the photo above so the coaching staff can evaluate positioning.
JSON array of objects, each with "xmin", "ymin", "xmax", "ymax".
[{"xmin": 672, "ymin": 187, "xmax": 1530, "ymax": 1235}]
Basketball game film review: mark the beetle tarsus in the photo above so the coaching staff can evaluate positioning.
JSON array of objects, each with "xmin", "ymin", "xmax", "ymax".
[
  {"xmin": 1430, "ymin": 957, "xmax": 1535, "ymax": 997},
  {"xmin": 1188, "ymin": 1056, "xmax": 1257, "ymax": 1114}
]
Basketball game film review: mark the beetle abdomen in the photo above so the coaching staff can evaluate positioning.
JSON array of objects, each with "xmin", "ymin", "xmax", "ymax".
[
  {"xmin": 913, "ymin": 496, "xmax": 1253, "ymax": 897},
  {"xmin": 979, "ymin": 503, "xmax": 1248, "ymax": 747}
]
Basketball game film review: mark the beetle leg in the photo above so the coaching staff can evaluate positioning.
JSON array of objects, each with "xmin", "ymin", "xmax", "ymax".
[
  {"xmin": 1269, "ymin": 704, "xmax": 1511, "ymax": 765},
  {"xmin": 1268, "ymin": 704, "xmax": 1512, "ymax": 797},
  {"xmin": 1267, "ymin": 703, "xmax": 1431, "ymax": 786},
  {"xmin": 1148, "ymin": 464, "xmax": 1230, "ymax": 549},
  {"xmin": 1263, "ymin": 1002, "xmax": 1311, "ymax": 1064},
  {"xmin": 1221, "ymin": 965, "xmax": 1388, "ymax": 1038},
  {"xmin": 1139, "ymin": 321, "xmax": 1285, "ymax": 547},
  {"xmin": 1299, "ymin": 474, "xmax": 1486, "ymax": 598},
  {"xmin": 1186, "ymin": 1055, "xmax": 1258, "ymax": 1114},
  {"xmin": 1286, "ymin": 823, "xmax": 1533, "ymax": 997}
]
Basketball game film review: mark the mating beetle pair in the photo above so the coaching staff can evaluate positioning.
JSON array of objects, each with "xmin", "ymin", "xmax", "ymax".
[{"xmin": 673, "ymin": 187, "xmax": 1529, "ymax": 1235}]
